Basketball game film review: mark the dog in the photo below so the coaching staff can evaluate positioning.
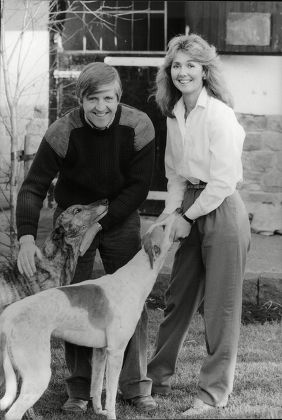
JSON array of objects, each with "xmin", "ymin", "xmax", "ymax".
[
  {"xmin": 0, "ymin": 211, "xmax": 177, "ymax": 420},
  {"xmin": 0, "ymin": 199, "xmax": 108, "ymax": 313}
]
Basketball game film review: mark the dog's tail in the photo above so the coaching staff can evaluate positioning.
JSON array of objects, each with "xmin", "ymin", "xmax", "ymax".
[
  {"xmin": 0, "ymin": 331, "xmax": 4, "ymax": 389},
  {"xmin": 0, "ymin": 331, "xmax": 17, "ymax": 411}
]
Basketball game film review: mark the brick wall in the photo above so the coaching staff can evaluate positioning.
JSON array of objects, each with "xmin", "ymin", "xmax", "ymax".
[{"xmin": 238, "ymin": 114, "xmax": 282, "ymax": 235}]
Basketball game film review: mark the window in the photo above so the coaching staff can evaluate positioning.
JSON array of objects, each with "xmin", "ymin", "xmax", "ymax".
[{"xmin": 61, "ymin": 1, "xmax": 167, "ymax": 53}]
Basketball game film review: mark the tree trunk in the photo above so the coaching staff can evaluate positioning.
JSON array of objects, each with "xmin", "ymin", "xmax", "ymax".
[{"xmin": 9, "ymin": 107, "xmax": 19, "ymax": 259}]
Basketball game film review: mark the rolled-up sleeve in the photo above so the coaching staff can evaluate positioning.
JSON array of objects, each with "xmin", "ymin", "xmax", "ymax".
[{"xmin": 164, "ymin": 123, "xmax": 187, "ymax": 214}]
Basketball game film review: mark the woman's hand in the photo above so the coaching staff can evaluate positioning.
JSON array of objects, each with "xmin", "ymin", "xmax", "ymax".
[
  {"xmin": 155, "ymin": 212, "xmax": 170, "ymax": 224},
  {"xmin": 170, "ymin": 213, "xmax": 192, "ymax": 242},
  {"xmin": 17, "ymin": 236, "xmax": 42, "ymax": 277}
]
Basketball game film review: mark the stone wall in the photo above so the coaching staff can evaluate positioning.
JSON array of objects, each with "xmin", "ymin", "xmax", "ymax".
[{"xmin": 238, "ymin": 113, "xmax": 282, "ymax": 235}]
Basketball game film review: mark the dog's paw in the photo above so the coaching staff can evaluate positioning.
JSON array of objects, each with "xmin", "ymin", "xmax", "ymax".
[
  {"xmin": 0, "ymin": 396, "xmax": 12, "ymax": 411},
  {"xmin": 93, "ymin": 406, "xmax": 107, "ymax": 416}
]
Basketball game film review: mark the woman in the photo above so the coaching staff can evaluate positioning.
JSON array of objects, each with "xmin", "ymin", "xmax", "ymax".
[{"xmin": 147, "ymin": 34, "xmax": 251, "ymax": 416}]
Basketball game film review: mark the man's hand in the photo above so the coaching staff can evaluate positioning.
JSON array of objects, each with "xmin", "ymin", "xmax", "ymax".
[
  {"xmin": 17, "ymin": 235, "xmax": 42, "ymax": 277},
  {"xmin": 79, "ymin": 222, "xmax": 102, "ymax": 256},
  {"xmin": 170, "ymin": 213, "xmax": 192, "ymax": 242}
]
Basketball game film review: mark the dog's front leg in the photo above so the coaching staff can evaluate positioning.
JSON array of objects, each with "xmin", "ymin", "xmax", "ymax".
[
  {"xmin": 90, "ymin": 348, "xmax": 107, "ymax": 415},
  {"xmin": 104, "ymin": 348, "xmax": 124, "ymax": 420}
]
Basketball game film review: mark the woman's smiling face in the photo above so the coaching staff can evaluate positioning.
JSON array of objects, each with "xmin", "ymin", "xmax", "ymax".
[{"xmin": 170, "ymin": 50, "xmax": 205, "ymax": 98}]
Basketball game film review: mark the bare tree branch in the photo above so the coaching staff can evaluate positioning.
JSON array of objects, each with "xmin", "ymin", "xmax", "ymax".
[{"xmin": 0, "ymin": 0, "xmax": 132, "ymax": 257}]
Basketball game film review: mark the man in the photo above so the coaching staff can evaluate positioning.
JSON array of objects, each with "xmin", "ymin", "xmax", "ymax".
[{"xmin": 16, "ymin": 62, "xmax": 156, "ymax": 413}]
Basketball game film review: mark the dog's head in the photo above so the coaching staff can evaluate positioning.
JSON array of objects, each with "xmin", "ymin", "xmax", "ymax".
[
  {"xmin": 142, "ymin": 211, "xmax": 177, "ymax": 269},
  {"xmin": 53, "ymin": 199, "xmax": 108, "ymax": 244}
]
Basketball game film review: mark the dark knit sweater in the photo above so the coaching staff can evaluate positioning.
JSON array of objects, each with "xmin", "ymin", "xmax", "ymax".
[{"xmin": 16, "ymin": 104, "xmax": 155, "ymax": 239}]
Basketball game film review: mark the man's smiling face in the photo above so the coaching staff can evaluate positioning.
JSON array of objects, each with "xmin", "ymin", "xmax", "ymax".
[{"xmin": 82, "ymin": 83, "xmax": 119, "ymax": 129}]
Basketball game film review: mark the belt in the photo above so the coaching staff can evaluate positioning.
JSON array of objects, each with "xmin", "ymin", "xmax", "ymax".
[{"xmin": 186, "ymin": 180, "xmax": 206, "ymax": 190}]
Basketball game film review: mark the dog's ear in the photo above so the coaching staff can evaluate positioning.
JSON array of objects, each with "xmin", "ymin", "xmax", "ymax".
[
  {"xmin": 52, "ymin": 225, "xmax": 65, "ymax": 240},
  {"xmin": 65, "ymin": 223, "xmax": 84, "ymax": 238},
  {"xmin": 50, "ymin": 225, "xmax": 65, "ymax": 248},
  {"xmin": 142, "ymin": 233, "xmax": 154, "ymax": 268},
  {"xmin": 153, "ymin": 244, "xmax": 161, "ymax": 258},
  {"xmin": 43, "ymin": 225, "xmax": 65, "ymax": 257},
  {"xmin": 143, "ymin": 234, "xmax": 161, "ymax": 269}
]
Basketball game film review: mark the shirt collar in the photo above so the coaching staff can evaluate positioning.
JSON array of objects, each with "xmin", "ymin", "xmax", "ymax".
[
  {"xmin": 173, "ymin": 87, "xmax": 208, "ymax": 118},
  {"xmin": 197, "ymin": 87, "xmax": 208, "ymax": 108}
]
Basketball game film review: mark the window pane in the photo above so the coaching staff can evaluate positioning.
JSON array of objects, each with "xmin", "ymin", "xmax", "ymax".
[
  {"xmin": 62, "ymin": 9, "xmax": 84, "ymax": 50},
  {"xmin": 116, "ymin": 0, "xmax": 133, "ymax": 8},
  {"xmin": 133, "ymin": 13, "xmax": 148, "ymax": 50},
  {"xmin": 167, "ymin": 1, "xmax": 185, "ymax": 41},
  {"xmin": 116, "ymin": 14, "xmax": 132, "ymax": 50},
  {"xmin": 150, "ymin": 1, "xmax": 164, "ymax": 11},
  {"xmin": 133, "ymin": 1, "xmax": 149, "ymax": 11},
  {"xmin": 101, "ymin": 16, "xmax": 117, "ymax": 50},
  {"xmin": 150, "ymin": 14, "xmax": 164, "ymax": 50},
  {"xmin": 104, "ymin": 0, "xmax": 121, "ymax": 7}
]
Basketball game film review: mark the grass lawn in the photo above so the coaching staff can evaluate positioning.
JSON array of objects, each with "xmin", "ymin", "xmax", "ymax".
[{"xmin": 1, "ymin": 310, "xmax": 280, "ymax": 420}]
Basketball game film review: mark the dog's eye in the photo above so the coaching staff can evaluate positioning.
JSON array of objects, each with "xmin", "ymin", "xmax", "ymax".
[{"xmin": 73, "ymin": 208, "xmax": 82, "ymax": 215}]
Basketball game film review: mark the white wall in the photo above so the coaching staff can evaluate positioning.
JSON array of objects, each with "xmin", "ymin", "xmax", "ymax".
[
  {"xmin": 0, "ymin": 0, "xmax": 49, "ymax": 162},
  {"xmin": 221, "ymin": 55, "xmax": 282, "ymax": 115},
  {"xmin": 2, "ymin": 31, "xmax": 49, "ymax": 111},
  {"xmin": 0, "ymin": 0, "xmax": 49, "ymax": 110}
]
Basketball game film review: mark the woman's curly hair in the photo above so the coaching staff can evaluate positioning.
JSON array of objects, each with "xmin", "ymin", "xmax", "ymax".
[{"xmin": 154, "ymin": 34, "xmax": 234, "ymax": 117}]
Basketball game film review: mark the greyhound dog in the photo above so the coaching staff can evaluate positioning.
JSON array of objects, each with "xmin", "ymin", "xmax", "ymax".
[
  {"xmin": 0, "ymin": 211, "xmax": 177, "ymax": 420},
  {"xmin": 0, "ymin": 198, "xmax": 108, "ymax": 313}
]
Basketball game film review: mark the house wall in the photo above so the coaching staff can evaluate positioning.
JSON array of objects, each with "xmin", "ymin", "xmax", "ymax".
[
  {"xmin": 221, "ymin": 55, "xmax": 282, "ymax": 115},
  {"xmin": 0, "ymin": 0, "xmax": 49, "ymax": 179},
  {"xmin": 221, "ymin": 55, "xmax": 282, "ymax": 233}
]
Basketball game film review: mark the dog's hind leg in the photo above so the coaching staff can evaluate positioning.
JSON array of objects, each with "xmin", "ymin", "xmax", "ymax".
[
  {"xmin": 90, "ymin": 348, "xmax": 107, "ymax": 415},
  {"xmin": 4, "ymin": 363, "xmax": 51, "ymax": 420},
  {"xmin": 0, "ymin": 349, "xmax": 17, "ymax": 412},
  {"xmin": 4, "ymin": 339, "xmax": 51, "ymax": 420},
  {"xmin": 104, "ymin": 348, "xmax": 124, "ymax": 420}
]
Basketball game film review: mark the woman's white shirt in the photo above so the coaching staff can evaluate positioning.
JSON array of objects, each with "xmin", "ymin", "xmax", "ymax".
[{"xmin": 164, "ymin": 87, "xmax": 245, "ymax": 220}]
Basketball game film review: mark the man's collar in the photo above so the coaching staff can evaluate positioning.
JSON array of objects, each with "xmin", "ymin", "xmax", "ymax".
[
  {"xmin": 81, "ymin": 104, "xmax": 121, "ymax": 131},
  {"xmin": 84, "ymin": 114, "xmax": 114, "ymax": 130}
]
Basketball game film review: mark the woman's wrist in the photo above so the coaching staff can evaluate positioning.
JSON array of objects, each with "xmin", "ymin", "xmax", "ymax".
[{"xmin": 182, "ymin": 213, "xmax": 195, "ymax": 225}]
